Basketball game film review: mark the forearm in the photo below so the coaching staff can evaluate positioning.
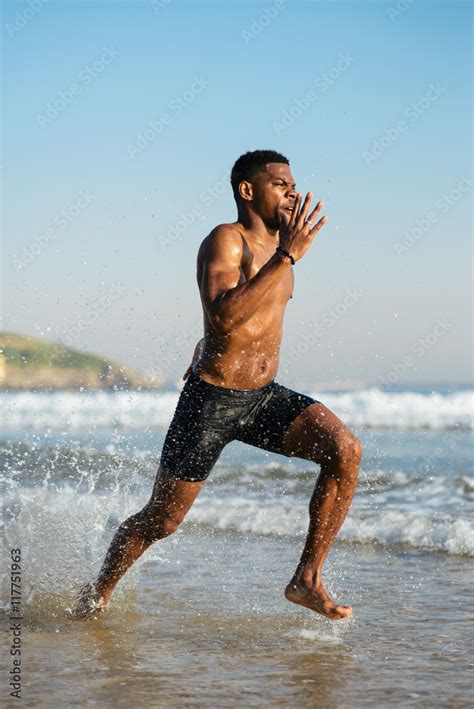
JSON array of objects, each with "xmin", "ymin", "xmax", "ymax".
[{"xmin": 212, "ymin": 250, "xmax": 291, "ymax": 333}]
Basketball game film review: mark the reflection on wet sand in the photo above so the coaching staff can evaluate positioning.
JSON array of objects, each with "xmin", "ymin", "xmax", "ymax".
[{"xmin": 2, "ymin": 528, "xmax": 472, "ymax": 706}]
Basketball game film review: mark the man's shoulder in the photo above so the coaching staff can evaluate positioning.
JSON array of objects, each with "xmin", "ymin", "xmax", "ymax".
[{"xmin": 198, "ymin": 223, "xmax": 245, "ymax": 258}]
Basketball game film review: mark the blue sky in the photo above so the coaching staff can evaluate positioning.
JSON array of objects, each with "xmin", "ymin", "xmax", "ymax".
[{"xmin": 2, "ymin": 0, "xmax": 472, "ymax": 387}]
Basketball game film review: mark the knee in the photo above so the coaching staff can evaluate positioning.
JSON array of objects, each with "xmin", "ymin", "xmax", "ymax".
[
  {"xmin": 147, "ymin": 515, "xmax": 182, "ymax": 544},
  {"xmin": 330, "ymin": 432, "xmax": 363, "ymax": 473},
  {"xmin": 159, "ymin": 515, "xmax": 181, "ymax": 538},
  {"xmin": 133, "ymin": 508, "xmax": 183, "ymax": 546},
  {"xmin": 349, "ymin": 433, "xmax": 363, "ymax": 465}
]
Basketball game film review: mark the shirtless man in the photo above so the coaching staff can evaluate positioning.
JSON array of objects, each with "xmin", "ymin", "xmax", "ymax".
[{"xmin": 74, "ymin": 149, "xmax": 362, "ymax": 621}]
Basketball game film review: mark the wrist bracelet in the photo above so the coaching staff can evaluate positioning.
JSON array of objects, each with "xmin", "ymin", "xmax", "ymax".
[{"xmin": 276, "ymin": 246, "xmax": 295, "ymax": 265}]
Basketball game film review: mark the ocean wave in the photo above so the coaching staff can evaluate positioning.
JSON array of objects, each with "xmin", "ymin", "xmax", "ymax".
[
  {"xmin": 2, "ymin": 472, "xmax": 473, "ymax": 579},
  {"xmin": 340, "ymin": 511, "xmax": 473, "ymax": 556},
  {"xmin": 3, "ymin": 442, "xmax": 473, "ymax": 505},
  {"xmin": 2, "ymin": 436, "xmax": 473, "ymax": 558},
  {"xmin": 1, "ymin": 388, "xmax": 473, "ymax": 431},
  {"xmin": 188, "ymin": 492, "xmax": 474, "ymax": 556},
  {"xmin": 316, "ymin": 388, "xmax": 473, "ymax": 430}
]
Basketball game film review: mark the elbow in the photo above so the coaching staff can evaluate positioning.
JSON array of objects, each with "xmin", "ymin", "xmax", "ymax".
[
  {"xmin": 210, "ymin": 312, "xmax": 233, "ymax": 335},
  {"xmin": 206, "ymin": 303, "xmax": 234, "ymax": 335},
  {"xmin": 206, "ymin": 295, "xmax": 241, "ymax": 335}
]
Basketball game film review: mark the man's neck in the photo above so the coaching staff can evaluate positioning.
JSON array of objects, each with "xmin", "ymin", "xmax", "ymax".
[{"xmin": 235, "ymin": 210, "xmax": 279, "ymax": 247}]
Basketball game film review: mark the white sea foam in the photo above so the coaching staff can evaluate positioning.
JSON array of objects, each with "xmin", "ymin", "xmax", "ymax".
[
  {"xmin": 1, "ymin": 484, "xmax": 143, "ymax": 611},
  {"xmin": 2, "ymin": 388, "xmax": 473, "ymax": 431},
  {"xmin": 340, "ymin": 512, "xmax": 474, "ymax": 556},
  {"xmin": 187, "ymin": 490, "xmax": 474, "ymax": 557},
  {"xmin": 316, "ymin": 388, "xmax": 473, "ymax": 430},
  {"xmin": 2, "ymin": 428, "xmax": 472, "ymax": 557},
  {"xmin": 3, "ymin": 482, "xmax": 471, "ymax": 562},
  {"xmin": 297, "ymin": 628, "xmax": 345, "ymax": 645}
]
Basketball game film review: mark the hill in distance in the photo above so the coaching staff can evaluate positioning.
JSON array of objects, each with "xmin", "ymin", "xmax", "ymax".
[{"xmin": 0, "ymin": 332, "xmax": 164, "ymax": 392}]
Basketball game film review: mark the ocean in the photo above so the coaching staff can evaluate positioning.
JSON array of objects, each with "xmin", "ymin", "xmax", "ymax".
[{"xmin": 1, "ymin": 383, "xmax": 473, "ymax": 707}]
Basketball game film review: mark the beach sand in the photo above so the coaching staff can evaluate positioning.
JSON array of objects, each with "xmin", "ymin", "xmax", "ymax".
[{"xmin": 3, "ymin": 527, "xmax": 472, "ymax": 708}]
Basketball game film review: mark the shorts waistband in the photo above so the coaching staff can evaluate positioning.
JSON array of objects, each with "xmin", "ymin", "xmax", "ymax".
[{"xmin": 187, "ymin": 370, "xmax": 274, "ymax": 398}]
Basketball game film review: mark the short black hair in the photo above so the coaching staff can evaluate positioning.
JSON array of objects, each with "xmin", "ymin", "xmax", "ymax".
[{"xmin": 230, "ymin": 149, "xmax": 289, "ymax": 201}]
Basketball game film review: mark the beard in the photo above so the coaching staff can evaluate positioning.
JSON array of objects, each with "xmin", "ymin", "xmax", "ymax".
[{"xmin": 265, "ymin": 207, "xmax": 285, "ymax": 231}]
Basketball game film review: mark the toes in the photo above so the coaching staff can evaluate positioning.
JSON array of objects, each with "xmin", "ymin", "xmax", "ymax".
[
  {"xmin": 335, "ymin": 606, "xmax": 352, "ymax": 618},
  {"xmin": 324, "ymin": 601, "xmax": 352, "ymax": 620}
]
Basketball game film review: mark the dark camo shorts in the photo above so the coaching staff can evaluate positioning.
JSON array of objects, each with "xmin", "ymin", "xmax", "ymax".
[{"xmin": 159, "ymin": 369, "xmax": 318, "ymax": 482}]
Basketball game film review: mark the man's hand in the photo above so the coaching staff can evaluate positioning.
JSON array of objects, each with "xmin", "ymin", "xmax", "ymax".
[{"xmin": 279, "ymin": 193, "xmax": 328, "ymax": 263}]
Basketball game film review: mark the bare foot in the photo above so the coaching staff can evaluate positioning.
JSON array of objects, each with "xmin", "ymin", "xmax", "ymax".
[
  {"xmin": 284, "ymin": 577, "xmax": 352, "ymax": 620},
  {"xmin": 72, "ymin": 582, "xmax": 108, "ymax": 619}
]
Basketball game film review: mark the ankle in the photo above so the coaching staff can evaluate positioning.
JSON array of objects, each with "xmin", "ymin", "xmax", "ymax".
[
  {"xmin": 294, "ymin": 564, "xmax": 321, "ymax": 588},
  {"xmin": 94, "ymin": 579, "xmax": 112, "ymax": 603}
]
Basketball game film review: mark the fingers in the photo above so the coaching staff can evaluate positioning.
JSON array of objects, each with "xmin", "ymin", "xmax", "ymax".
[
  {"xmin": 306, "ymin": 200, "xmax": 324, "ymax": 226},
  {"xmin": 287, "ymin": 194, "xmax": 327, "ymax": 239},
  {"xmin": 309, "ymin": 214, "xmax": 328, "ymax": 237},
  {"xmin": 288, "ymin": 193, "xmax": 302, "ymax": 227},
  {"xmin": 296, "ymin": 192, "xmax": 313, "ymax": 228}
]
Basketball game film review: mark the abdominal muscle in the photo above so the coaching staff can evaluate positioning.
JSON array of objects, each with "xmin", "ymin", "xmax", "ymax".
[{"xmin": 193, "ymin": 314, "xmax": 284, "ymax": 390}]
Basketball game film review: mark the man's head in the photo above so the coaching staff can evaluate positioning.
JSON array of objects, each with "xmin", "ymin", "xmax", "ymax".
[{"xmin": 230, "ymin": 150, "xmax": 297, "ymax": 229}]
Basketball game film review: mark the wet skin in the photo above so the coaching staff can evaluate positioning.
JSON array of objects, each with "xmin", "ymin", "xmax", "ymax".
[{"xmin": 74, "ymin": 162, "xmax": 362, "ymax": 622}]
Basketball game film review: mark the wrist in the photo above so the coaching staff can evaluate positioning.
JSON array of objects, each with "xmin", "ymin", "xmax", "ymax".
[{"xmin": 275, "ymin": 246, "xmax": 295, "ymax": 265}]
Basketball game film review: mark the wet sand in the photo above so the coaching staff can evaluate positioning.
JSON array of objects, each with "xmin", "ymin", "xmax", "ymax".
[{"xmin": 5, "ymin": 527, "xmax": 472, "ymax": 708}]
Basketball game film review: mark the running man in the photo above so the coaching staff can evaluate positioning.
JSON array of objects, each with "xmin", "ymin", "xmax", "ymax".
[{"xmin": 74, "ymin": 150, "xmax": 362, "ymax": 621}]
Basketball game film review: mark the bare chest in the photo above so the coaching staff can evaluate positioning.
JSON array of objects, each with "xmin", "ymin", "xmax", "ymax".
[{"xmin": 242, "ymin": 246, "xmax": 294, "ymax": 302}]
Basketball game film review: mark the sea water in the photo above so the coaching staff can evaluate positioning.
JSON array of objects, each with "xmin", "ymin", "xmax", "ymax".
[{"xmin": 1, "ymin": 384, "xmax": 473, "ymax": 706}]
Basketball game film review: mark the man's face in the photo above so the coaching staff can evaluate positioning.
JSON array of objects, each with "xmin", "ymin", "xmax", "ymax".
[{"xmin": 250, "ymin": 163, "xmax": 297, "ymax": 229}]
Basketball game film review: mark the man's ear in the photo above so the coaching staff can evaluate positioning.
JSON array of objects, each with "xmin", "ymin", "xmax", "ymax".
[{"xmin": 238, "ymin": 180, "xmax": 253, "ymax": 202}]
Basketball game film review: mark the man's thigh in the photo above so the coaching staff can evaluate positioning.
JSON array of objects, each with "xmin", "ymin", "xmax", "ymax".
[
  {"xmin": 279, "ymin": 401, "xmax": 355, "ymax": 463},
  {"xmin": 235, "ymin": 382, "xmax": 350, "ymax": 464}
]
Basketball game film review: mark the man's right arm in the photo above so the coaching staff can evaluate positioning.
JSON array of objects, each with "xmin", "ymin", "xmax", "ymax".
[{"xmin": 199, "ymin": 225, "xmax": 291, "ymax": 335}]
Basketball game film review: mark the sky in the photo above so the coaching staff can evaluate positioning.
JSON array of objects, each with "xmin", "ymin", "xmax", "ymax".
[{"xmin": 2, "ymin": 0, "xmax": 472, "ymax": 388}]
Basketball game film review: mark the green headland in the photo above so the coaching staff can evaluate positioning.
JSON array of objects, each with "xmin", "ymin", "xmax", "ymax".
[{"xmin": 0, "ymin": 332, "xmax": 163, "ymax": 391}]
